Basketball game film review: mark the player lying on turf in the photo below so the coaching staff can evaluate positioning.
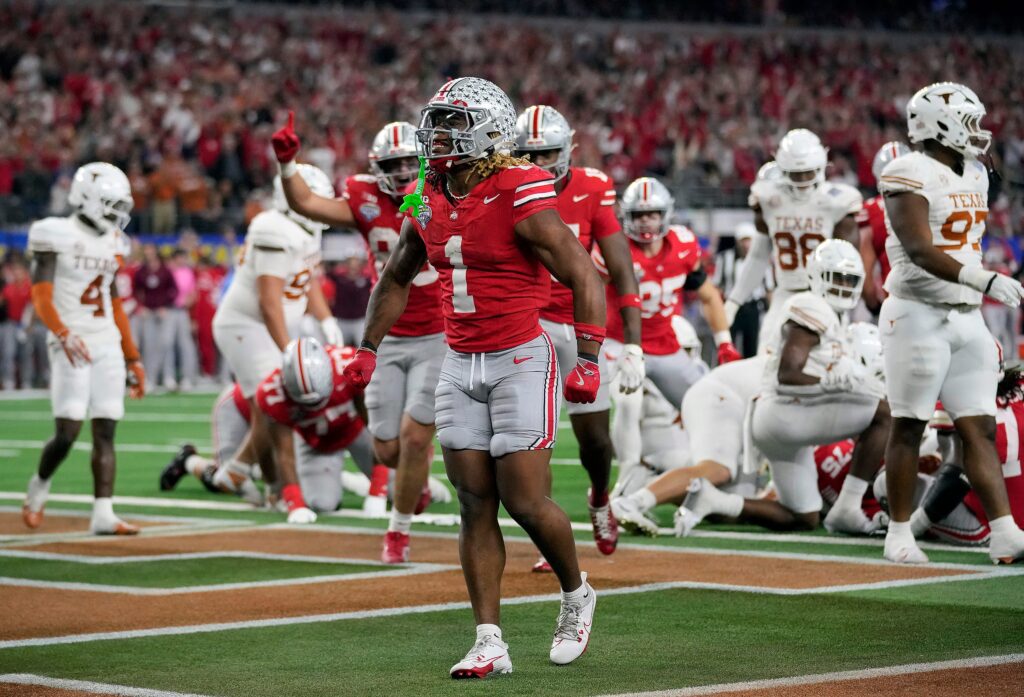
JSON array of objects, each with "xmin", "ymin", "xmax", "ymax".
[
  {"xmin": 676, "ymin": 240, "xmax": 892, "ymax": 535},
  {"xmin": 22, "ymin": 163, "xmax": 145, "ymax": 535}
]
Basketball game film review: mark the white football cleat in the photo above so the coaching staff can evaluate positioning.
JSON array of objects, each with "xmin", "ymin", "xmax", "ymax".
[
  {"xmin": 550, "ymin": 572, "xmax": 596, "ymax": 665},
  {"xmin": 824, "ymin": 505, "xmax": 881, "ymax": 535},
  {"xmin": 340, "ymin": 471, "xmax": 370, "ymax": 497},
  {"xmin": 90, "ymin": 516, "xmax": 140, "ymax": 536},
  {"xmin": 428, "ymin": 475, "xmax": 453, "ymax": 504},
  {"xmin": 286, "ymin": 507, "xmax": 317, "ymax": 525},
  {"xmin": 988, "ymin": 529, "xmax": 1024, "ymax": 565},
  {"xmin": 674, "ymin": 478, "xmax": 729, "ymax": 537},
  {"xmin": 450, "ymin": 634, "xmax": 513, "ymax": 679},
  {"xmin": 884, "ymin": 532, "xmax": 929, "ymax": 564},
  {"xmin": 362, "ymin": 494, "xmax": 388, "ymax": 518},
  {"xmin": 610, "ymin": 496, "xmax": 658, "ymax": 537},
  {"xmin": 22, "ymin": 474, "xmax": 51, "ymax": 529}
]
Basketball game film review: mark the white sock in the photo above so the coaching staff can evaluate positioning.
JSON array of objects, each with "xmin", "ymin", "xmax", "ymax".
[
  {"xmin": 562, "ymin": 577, "xmax": 588, "ymax": 600},
  {"xmin": 628, "ymin": 487, "xmax": 657, "ymax": 513},
  {"xmin": 388, "ymin": 511, "xmax": 413, "ymax": 534},
  {"xmin": 185, "ymin": 454, "xmax": 211, "ymax": 477},
  {"xmin": 909, "ymin": 508, "xmax": 933, "ymax": 538},
  {"xmin": 92, "ymin": 497, "xmax": 114, "ymax": 521},
  {"xmin": 888, "ymin": 520, "xmax": 914, "ymax": 542},
  {"xmin": 476, "ymin": 623, "xmax": 502, "ymax": 642},
  {"xmin": 719, "ymin": 491, "xmax": 745, "ymax": 518},
  {"xmin": 834, "ymin": 475, "xmax": 869, "ymax": 510},
  {"xmin": 989, "ymin": 515, "xmax": 1023, "ymax": 539}
]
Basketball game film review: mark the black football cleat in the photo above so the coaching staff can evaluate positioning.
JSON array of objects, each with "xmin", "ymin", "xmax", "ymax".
[{"xmin": 159, "ymin": 444, "xmax": 197, "ymax": 491}]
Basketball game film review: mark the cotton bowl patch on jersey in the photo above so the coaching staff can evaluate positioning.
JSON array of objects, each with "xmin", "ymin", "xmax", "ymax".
[{"xmin": 359, "ymin": 203, "xmax": 381, "ymax": 222}]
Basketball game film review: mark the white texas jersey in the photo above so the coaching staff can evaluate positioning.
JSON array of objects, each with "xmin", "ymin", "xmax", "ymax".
[
  {"xmin": 879, "ymin": 152, "xmax": 988, "ymax": 307},
  {"xmin": 27, "ymin": 215, "xmax": 127, "ymax": 345},
  {"xmin": 762, "ymin": 292, "xmax": 851, "ymax": 393},
  {"xmin": 749, "ymin": 178, "xmax": 862, "ymax": 292},
  {"xmin": 216, "ymin": 210, "xmax": 322, "ymax": 329}
]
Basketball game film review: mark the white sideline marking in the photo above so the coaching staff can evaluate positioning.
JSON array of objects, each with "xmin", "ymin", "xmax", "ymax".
[
  {"xmin": 686, "ymin": 528, "xmax": 987, "ymax": 552},
  {"xmin": 1, "ymin": 568, "xmax": 1016, "ymax": 651},
  {"xmin": 0, "ymin": 562, "xmax": 455, "ymax": 595},
  {"xmin": 596, "ymin": 652, "xmax": 1024, "ymax": 697},
  {"xmin": 0, "ymin": 549, "xmax": 395, "ymax": 566},
  {"xmin": 0, "ymin": 673, "xmax": 216, "ymax": 696}
]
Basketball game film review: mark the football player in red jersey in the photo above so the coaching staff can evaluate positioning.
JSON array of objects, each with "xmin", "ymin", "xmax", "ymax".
[
  {"xmin": 254, "ymin": 338, "xmax": 378, "ymax": 512},
  {"xmin": 593, "ymin": 177, "xmax": 739, "ymax": 493},
  {"xmin": 514, "ymin": 104, "xmax": 642, "ymax": 562},
  {"xmin": 272, "ymin": 118, "xmax": 444, "ymax": 564},
  {"xmin": 858, "ymin": 141, "xmax": 910, "ymax": 312},
  {"xmin": 344, "ymin": 77, "xmax": 605, "ymax": 678}
]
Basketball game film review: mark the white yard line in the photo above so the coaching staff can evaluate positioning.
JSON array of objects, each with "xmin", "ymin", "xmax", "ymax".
[
  {"xmin": 0, "ymin": 562, "xmax": 456, "ymax": 596},
  {"xmin": 686, "ymin": 528, "xmax": 987, "ymax": 552},
  {"xmin": 0, "ymin": 412, "xmax": 211, "ymax": 423},
  {"xmin": 0, "ymin": 575, "xmax": 1016, "ymax": 652},
  {"xmin": 0, "ymin": 549, "xmax": 398, "ymax": 565},
  {"xmin": 0, "ymin": 674, "xmax": 216, "ymax": 697},
  {"xmin": 596, "ymin": 652, "xmax": 1024, "ymax": 697}
]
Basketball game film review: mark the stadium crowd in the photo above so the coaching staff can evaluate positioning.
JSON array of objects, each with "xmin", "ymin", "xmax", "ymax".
[{"xmin": 2, "ymin": 1, "xmax": 1024, "ymax": 390}]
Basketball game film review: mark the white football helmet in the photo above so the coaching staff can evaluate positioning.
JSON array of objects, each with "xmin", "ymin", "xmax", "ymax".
[
  {"xmin": 273, "ymin": 164, "xmax": 334, "ymax": 233},
  {"xmin": 416, "ymin": 77, "xmax": 517, "ymax": 170},
  {"xmin": 514, "ymin": 105, "xmax": 574, "ymax": 182},
  {"xmin": 847, "ymin": 322, "xmax": 884, "ymax": 381},
  {"xmin": 368, "ymin": 122, "xmax": 419, "ymax": 196},
  {"xmin": 68, "ymin": 162, "xmax": 133, "ymax": 235},
  {"xmin": 871, "ymin": 141, "xmax": 911, "ymax": 183},
  {"xmin": 281, "ymin": 337, "xmax": 335, "ymax": 410},
  {"xmin": 774, "ymin": 129, "xmax": 827, "ymax": 200},
  {"xmin": 621, "ymin": 177, "xmax": 674, "ymax": 243},
  {"xmin": 735, "ymin": 221, "xmax": 757, "ymax": 242},
  {"xmin": 906, "ymin": 82, "xmax": 991, "ymax": 158},
  {"xmin": 807, "ymin": 239, "xmax": 865, "ymax": 312},
  {"xmin": 756, "ymin": 160, "xmax": 783, "ymax": 182},
  {"xmin": 671, "ymin": 315, "xmax": 702, "ymax": 359}
]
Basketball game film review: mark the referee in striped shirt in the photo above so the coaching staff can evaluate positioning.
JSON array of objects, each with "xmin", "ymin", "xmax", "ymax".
[{"xmin": 713, "ymin": 222, "xmax": 772, "ymax": 358}]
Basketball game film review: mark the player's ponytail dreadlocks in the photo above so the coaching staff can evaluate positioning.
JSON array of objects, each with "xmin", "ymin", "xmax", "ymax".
[{"xmin": 426, "ymin": 151, "xmax": 531, "ymax": 188}]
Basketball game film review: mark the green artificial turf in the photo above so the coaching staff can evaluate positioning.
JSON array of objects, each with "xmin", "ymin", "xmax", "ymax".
[{"xmin": 0, "ymin": 555, "xmax": 386, "ymax": 588}]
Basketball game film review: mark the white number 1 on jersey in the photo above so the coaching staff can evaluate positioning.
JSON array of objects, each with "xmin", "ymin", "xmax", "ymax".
[{"xmin": 444, "ymin": 235, "xmax": 476, "ymax": 314}]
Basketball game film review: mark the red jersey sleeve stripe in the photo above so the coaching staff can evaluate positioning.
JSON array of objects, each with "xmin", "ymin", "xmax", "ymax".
[{"xmin": 513, "ymin": 190, "xmax": 556, "ymax": 207}]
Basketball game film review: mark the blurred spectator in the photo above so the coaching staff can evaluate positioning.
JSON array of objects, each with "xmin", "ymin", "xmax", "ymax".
[
  {"xmin": 148, "ymin": 156, "xmax": 179, "ymax": 235},
  {"xmin": 193, "ymin": 254, "xmax": 226, "ymax": 377},
  {"xmin": 330, "ymin": 256, "xmax": 372, "ymax": 347},
  {"xmin": 0, "ymin": 257, "xmax": 34, "ymax": 388},
  {"xmin": 982, "ymin": 241, "xmax": 1020, "ymax": 358},
  {"xmin": 166, "ymin": 248, "xmax": 199, "ymax": 390},
  {"xmin": 133, "ymin": 244, "xmax": 178, "ymax": 390},
  {"xmin": 13, "ymin": 159, "xmax": 51, "ymax": 222}
]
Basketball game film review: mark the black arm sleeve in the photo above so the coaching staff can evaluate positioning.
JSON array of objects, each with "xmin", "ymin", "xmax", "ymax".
[{"xmin": 682, "ymin": 267, "xmax": 707, "ymax": 291}]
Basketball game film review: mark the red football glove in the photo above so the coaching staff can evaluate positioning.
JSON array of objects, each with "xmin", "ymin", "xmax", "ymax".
[
  {"xmin": 343, "ymin": 347, "xmax": 377, "ymax": 390},
  {"xmin": 717, "ymin": 341, "xmax": 742, "ymax": 365},
  {"xmin": 126, "ymin": 359, "xmax": 146, "ymax": 399},
  {"xmin": 271, "ymin": 111, "xmax": 301, "ymax": 164},
  {"xmin": 564, "ymin": 354, "xmax": 600, "ymax": 404}
]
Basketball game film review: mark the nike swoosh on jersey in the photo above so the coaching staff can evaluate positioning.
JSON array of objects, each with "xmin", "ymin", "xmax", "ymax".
[
  {"xmin": 513, "ymin": 356, "xmax": 532, "ymax": 364},
  {"xmin": 484, "ymin": 194, "xmax": 500, "ymax": 204},
  {"xmin": 573, "ymin": 194, "xmax": 589, "ymax": 202}
]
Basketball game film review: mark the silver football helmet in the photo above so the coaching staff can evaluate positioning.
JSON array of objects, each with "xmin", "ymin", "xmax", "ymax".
[
  {"xmin": 514, "ymin": 105, "xmax": 574, "ymax": 182},
  {"xmin": 774, "ymin": 129, "xmax": 827, "ymax": 200},
  {"xmin": 871, "ymin": 141, "xmax": 911, "ymax": 183},
  {"xmin": 68, "ymin": 162, "xmax": 133, "ymax": 235},
  {"xmin": 807, "ymin": 239, "xmax": 865, "ymax": 312},
  {"xmin": 368, "ymin": 121, "xmax": 419, "ymax": 196},
  {"xmin": 621, "ymin": 177, "xmax": 674, "ymax": 243},
  {"xmin": 281, "ymin": 337, "xmax": 334, "ymax": 410},
  {"xmin": 416, "ymin": 77, "xmax": 517, "ymax": 170},
  {"xmin": 273, "ymin": 163, "xmax": 334, "ymax": 233},
  {"xmin": 906, "ymin": 82, "xmax": 991, "ymax": 158}
]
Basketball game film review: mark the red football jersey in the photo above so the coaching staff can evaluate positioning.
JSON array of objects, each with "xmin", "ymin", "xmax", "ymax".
[
  {"xmin": 815, "ymin": 439, "xmax": 883, "ymax": 519},
  {"xmin": 230, "ymin": 382, "xmax": 252, "ymax": 422},
  {"xmin": 255, "ymin": 345, "xmax": 364, "ymax": 453},
  {"xmin": 540, "ymin": 166, "xmax": 619, "ymax": 324},
  {"xmin": 963, "ymin": 399, "xmax": 1024, "ymax": 529},
  {"xmin": 857, "ymin": 195, "xmax": 890, "ymax": 284},
  {"xmin": 343, "ymin": 174, "xmax": 443, "ymax": 337},
  {"xmin": 595, "ymin": 226, "xmax": 701, "ymax": 355},
  {"xmin": 410, "ymin": 165, "xmax": 558, "ymax": 353}
]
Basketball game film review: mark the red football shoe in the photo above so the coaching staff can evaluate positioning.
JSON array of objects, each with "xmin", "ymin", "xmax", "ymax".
[
  {"xmin": 413, "ymin": 484, "xmax": 432, "ymax": 515},
  {"xmin": 588, "ymin": 488, "xmax": 618, "ymax": 555},
  {"xmin": 381, "ymin": 531, "xmax": 410, "ymax": 564},
  {"xmin": 531, "ymin": 556, "xmax": 553, "ymax": 573}
]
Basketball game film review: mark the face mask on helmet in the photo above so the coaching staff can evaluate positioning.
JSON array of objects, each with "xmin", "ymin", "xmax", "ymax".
[
  {"xmin": 621, "ymin": 177, "xmax": 673, "ymax": 243},
  {"xmin": 807, "ymin": 240, "xmax": 865, "ymax": 312},
  {"xmin": 625, "ymin": 211, "xmax": 668, "ymax": 243},
  {"xmin": 415, "ymin": 77, "xmax": 517, "ymax": 171},
  {"xmin": 281, "ymin": 337, "xmax": 334, "ymax": 410},
  {"xmin": 368, "ymin": 122, "xmax": 419, "ymax": 196},
  {"xmin": 775, "ymin": 130, "xmax": 827, "ymax": 200},
  {"xmin": 514, "ymin": 105, "xmax": 574, "ymax": 181}
]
